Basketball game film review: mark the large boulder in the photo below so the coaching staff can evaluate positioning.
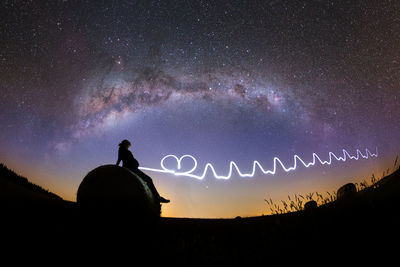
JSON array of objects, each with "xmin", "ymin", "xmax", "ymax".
[
  {"xmin": 337, "ymin": 183, "xmax": 357, "ymax": 200},
  {"xmin": 77, "ymin": 165, "xmax": 160, "ymax": 222}
]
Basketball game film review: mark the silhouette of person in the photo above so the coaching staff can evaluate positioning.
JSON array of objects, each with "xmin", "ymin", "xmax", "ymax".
[{"xmin": 116, "ymin": 139, "xmax": 170, "ymax": 203}]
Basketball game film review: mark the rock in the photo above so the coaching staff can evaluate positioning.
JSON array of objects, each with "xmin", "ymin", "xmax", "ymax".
[
  {"xmin": 304, "ymin": 200, "xmax": 317, "ymax": 210},
  {"xmin": 337, "ymin": 183, "xmax": 357, "ymax": 200},
  {"xmin": 77, "ymin": 165, "xmax": 160, "ymax": 222}
]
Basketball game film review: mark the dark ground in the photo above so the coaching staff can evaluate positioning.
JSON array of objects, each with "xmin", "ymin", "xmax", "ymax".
[{"xmin": 1, "ymin": 166, "xmax": 400, "ymax": 265}]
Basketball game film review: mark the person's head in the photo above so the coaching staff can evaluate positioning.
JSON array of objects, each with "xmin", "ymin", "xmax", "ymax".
[{"xmin": 119, "ymin": 139, "xmax": 131, "ymax": 149}]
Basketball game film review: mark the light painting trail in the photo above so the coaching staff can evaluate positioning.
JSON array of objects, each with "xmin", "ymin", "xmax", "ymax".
[{"xmin": 139, "ymin": 147, "xmax": 379, "ymax": 180}]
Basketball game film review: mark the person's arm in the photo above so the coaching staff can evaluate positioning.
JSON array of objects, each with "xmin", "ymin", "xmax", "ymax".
[
  {"xmin": 129, "ymin": 151, "xmax": 139, "ymax": 169},
  {"xmin": 116, "ymin": 148, "xmax": 122, "ymax": 166},
  {"xmin": 132, "ymin": 157, "xmax": 139, "ymax": 169}
]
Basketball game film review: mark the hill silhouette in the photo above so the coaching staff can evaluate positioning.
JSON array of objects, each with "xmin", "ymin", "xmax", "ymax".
[
  {"xmin": 0, "ymin": 163, "xmax": 62, "ymax": 201},
  {"xmin": 1, "ymin": 162, "xmax": 399, "ymax": 264},
  {"xmin": 0, "ymin": 162, "xmax": 75, "ymax": 241}
]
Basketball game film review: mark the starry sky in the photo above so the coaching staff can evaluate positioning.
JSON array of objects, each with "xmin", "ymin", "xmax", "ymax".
[{"xmin": 1, "ymin": 0, "xmax": 399, "ymax": 218}]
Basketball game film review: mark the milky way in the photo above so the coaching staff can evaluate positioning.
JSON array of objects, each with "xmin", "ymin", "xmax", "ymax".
[
  {"xmin": 0, "ymin": 1, "xmax": 399, "ymax": 217},
  {"xmin": 70, "ymin": 63, "xmax": 301, "ymax": 142}
]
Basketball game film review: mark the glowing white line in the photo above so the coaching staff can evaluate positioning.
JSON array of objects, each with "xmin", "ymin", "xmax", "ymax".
[{"xmin": 138, "ymin": 147, "xmax": 378, "ymax": 180}]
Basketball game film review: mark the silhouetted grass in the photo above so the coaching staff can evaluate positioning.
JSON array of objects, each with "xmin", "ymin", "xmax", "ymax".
[
  {"xmin": 265, "ymin": 190, "xmax": 336, "ymax": 214},
  {"xmin": 265, "ymin": 154, "xmax": 400, "ymax": 215}
]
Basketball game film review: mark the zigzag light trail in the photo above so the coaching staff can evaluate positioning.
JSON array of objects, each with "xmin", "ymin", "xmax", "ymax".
[{"xmin": 139, "ymin": 147, "xmax": 378, "ymax": 180}]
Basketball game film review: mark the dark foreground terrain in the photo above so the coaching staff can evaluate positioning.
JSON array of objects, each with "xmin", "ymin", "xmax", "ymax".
[{"xmin": 1, "ymin": 164, "xmax": 400, "ymax": 265}]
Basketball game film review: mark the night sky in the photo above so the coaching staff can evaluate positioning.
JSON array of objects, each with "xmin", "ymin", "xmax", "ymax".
[{"xmin": 1, "ymin": 0, "xmax": 399, "ymax": 218}]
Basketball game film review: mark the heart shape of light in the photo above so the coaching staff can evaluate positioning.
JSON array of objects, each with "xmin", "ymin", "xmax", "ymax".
[{"xmin": 160, "ymin": 154, "xmax": 198, "ymax": 176}]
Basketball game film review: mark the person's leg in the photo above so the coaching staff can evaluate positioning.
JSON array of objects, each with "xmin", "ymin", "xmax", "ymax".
[
  {"xmin": 134, "ymin": 169, "xmax": 161, "ymax": 197},
  {"xmin": 134, "ymin": 170, "xmax": 170, "ymax": 203}
]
